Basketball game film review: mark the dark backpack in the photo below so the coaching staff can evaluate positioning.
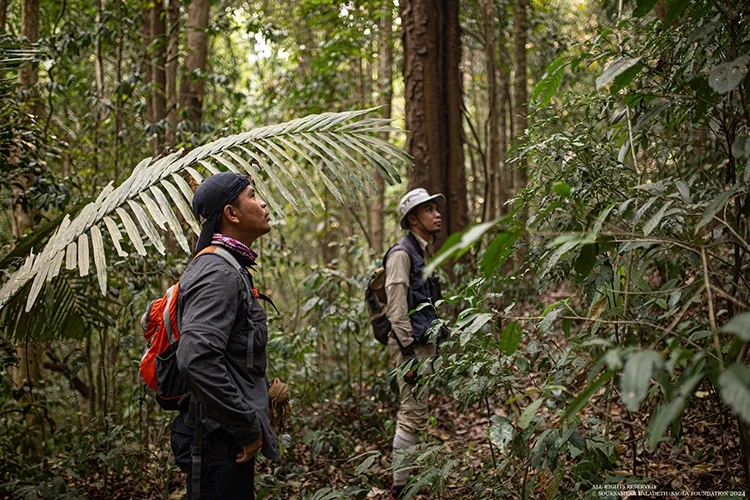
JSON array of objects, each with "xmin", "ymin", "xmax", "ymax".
[{"xmin": 365, "ymin": 267, "xmax": 391, "ymax": 345}]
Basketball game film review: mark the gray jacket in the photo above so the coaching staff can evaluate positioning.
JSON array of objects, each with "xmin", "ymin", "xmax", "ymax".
[{"xmin": 175, "ymin": 250, "xmax": 280, "ymax": 461}]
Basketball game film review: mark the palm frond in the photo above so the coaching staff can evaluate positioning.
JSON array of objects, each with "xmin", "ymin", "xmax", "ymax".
[{"xmin": 0, "ymin": 108, "xmax": 409, "ymax": 312}]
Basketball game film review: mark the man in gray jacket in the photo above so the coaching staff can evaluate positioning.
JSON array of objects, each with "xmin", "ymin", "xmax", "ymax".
[{"xmin": 171, "ymin": 172, "xmax": 279, "ymax": 499}]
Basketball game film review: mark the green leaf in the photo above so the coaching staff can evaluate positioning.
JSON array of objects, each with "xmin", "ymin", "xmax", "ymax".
[
  {"xmin": 562, "ymin": 370, "xmax": 615, "ymax": 421},
  {"xmin": 532, "ymin": 56, "xmax": 568, "ymax": 106},
  {"xmin": 575, "ymin": 244, "xmax": 597, "ymax": 279},
  {"xmin": 633, "ymin": 0, "xmax": 657, "ymax": 17},
  {"xmin": 663, "ymin": 0, "xmax": 690, "ymax": 26},
  {"xmin": 489, "ymin": 420, "xmax": 515, "ymax": 454},
  {"xmin": 459, "ymin": 312, "xmax": 494, "ymax": 346},
  {"xmin": 643, "ymin": 200, "xmax": 673, "ymax": 236},
  {"xmin": 721, "ymin": 313, "xmax": 750, "ymax": 341},
  {"xmin": 709, "ymin": 56, "xmax": 750, "ymax": 94},
  {"xmin": 647, "ymin": 372, "xmax": 702, "ymax": 451},
  {"xmin": 500, "ymin": 321, "xmax": 522, "ymax": 355},
  {"xmin": 719, "ymin": 363, "xmax": 750, "ymax": 423},
  {"xmin": 596, "ymin": 58, "xmax": 641, "ymax": 90},
  {"xmin": 425, "ymin": 219, "xmax": 501, "ymax": 276},
  {"xmin": 696, "ymin": 188, "xmax": 736, "ymax": 232},
  {"xmin": 355, "ymin": 451, "xmax": 379, "ymax": 474},
  {"xmin": 732, "ymin": 136, "xmax": 750, "ymax": 160},
  {"xmin": 620, "ymin": 351, "xmax": 663, "ymax": 412},
  {"xmin": 481, "ymin": 231, "xmax": 519, "ymax": 278},
  {"xmin": 552, "ymin": 181, "xmax": 571, "ymax": 197},
  {"xmin": 611, "ymin": 63, "xmax": 643, "ymax": 93},
  {"xmin": 518, "ymin": 397, "xmax": 545, "ymax": 430}
]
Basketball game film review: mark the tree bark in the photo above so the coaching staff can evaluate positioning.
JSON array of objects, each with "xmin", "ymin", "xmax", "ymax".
[
  {"xmin": 179, "ymin": 0, "xmax": 211, "ymax": 133},
  {"xmin": 372, "ymin": 1, "xmax": 392, "ymax": 254},
  {"xmin": 19, "ymin": 0, "xmax": 39, "ymax": 113},
  {"xmin": 142, "ymin": 4, "xmax": 154, "ymax": 145},
  {"xmin": 114, "ymin": 0, "xmax": 123, "ymax": 183},
  {"xmin": 151, "ymin": 1, "xmax": 167, "ymax": 155},
  {"xmin": 498, "ymin": 33, "xmax": 510, "ymax": 213},
  {"xmin": 401, "ymin": 0, "xmax": 467, "ymax": 246},
  {"xmin": 0, "ymin": 0, "xmax": 8, "ymax": 32},
  {"xmin": 14, "ymin": 0, "xmax": 43, "ymax": 456},
  {"xmin": 165, "ymin": 0, "xmax": 180, "ymax": 148},
  {"xmin": 512, "ymin": 0, "xmax": 528, "ymax": 192},
  {"xmin": 481, "ymin": 0, "xmax": 499, "ymax": 221}
]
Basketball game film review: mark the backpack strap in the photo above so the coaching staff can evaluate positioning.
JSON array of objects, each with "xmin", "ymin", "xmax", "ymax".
[{"xmin": 194, "ymin": 245, "xmax": 279, "ymax": 314}]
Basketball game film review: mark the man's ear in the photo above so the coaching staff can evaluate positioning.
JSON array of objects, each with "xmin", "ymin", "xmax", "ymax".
[
  {"xmin": 223, "ymin": 204, "xmax": 240, "ymax": 224},
  {"xmin": 406, "ymin": 213, "xmax": 417, "ymax": 228}
]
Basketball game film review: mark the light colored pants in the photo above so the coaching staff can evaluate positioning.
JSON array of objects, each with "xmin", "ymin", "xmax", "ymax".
[{"xmin": 388, "ymin": 338, "xmax": 437, "ymax": 434}]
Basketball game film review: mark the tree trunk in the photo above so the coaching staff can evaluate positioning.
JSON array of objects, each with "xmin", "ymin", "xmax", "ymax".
[
  {"xmin": 114, "ymin": 0, "xmax": 123, "ymax": 183},
  {"xmin": 152, "ymin": 1, "xmax": 167, "ymax": 155},
  {"xmin": 401, "ymin": 0, "xmax": 467, "ymax": 246},
  {"xmin": 372, "ymin": 1, "xmax": 392, "ymax": 254},
  {"xmin": 93, "ymin": 0, "xmax": 106, "ymax": 189},
  {"xmin": 0, "ymin": 0, "xmax": 7, "ymax": 32},
  {"xmin": 179, "ymin": 0, "xmax": 211, "ymax": 133},
  {"xmin": 14, "ymin": 0, "xmax": 43, "ymax": 457},
  {"xmin": 19, "ymin": 0, "xmax": 39, "ymax": 112},
  {"xmin": 512, "ymin": 0, "xmax": 527, "ymax": 192},
  {"xmin": 165, "ymin": 0, "xmax": 180, "ymax": 149},
  {"xmin": 498, "ymin": 33, "xmax": 510, "ymax": 213},
  {"xmin": 142, "ymin": 4, "xmax": 154, "ymax": 145},
  {"xmin": 481, "ymin": 0, "xmax": 498, "ymax": 221}
]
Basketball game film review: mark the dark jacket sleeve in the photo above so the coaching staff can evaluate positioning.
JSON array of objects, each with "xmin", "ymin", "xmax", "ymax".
[{"xmin": 176, "ymin": 260, "xmax": 260, "ymax": 446}]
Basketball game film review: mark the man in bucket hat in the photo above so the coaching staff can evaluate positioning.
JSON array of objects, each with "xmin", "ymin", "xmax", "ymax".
[
  {"xmin": 170, "ymin": 172, "xmax": 280, "ymax": 499},
  {"xmin": 383, "ymin": 187, "xmax": 445, "ymax": 499}
]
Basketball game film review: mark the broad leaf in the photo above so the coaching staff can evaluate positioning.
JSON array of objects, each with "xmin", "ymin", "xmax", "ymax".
[
  {"xmin": 719, "ymin": 363, "xmax": 750, "ymax": 423},
  {"xmin": 532, "ymin": 56, "xmax": 568, "ymax": 106},
  {"xmin": 633, "ymin": 0, "xmax": 657, "ymax": 17},
  {"xmin": 562, "ymin": 370, "xmax": 615, "ymax": 421},
  {"xmin": 696, "ymin": 188, "xmax": 737, "ymax": 232},
  {"xmin": 721, "ymin": 313, "xmax": 750, "ymax": 341},
  {"xmin": 709, "ymin": 56, "xmax": 750, "ymax": 94},
  {"xmin": 596, "ymin": 58, "xmax": 641, "ymax": 90},
  {"xmin": 518, "ymin": 397, "xmax": 545, "ymax": 430},
  {"xmin": 643, "ymin": 200, "xmax": 673, "ymax": 236},
  {"xmin": 647, "ymin": 372, "xmax": 702, "ymax": 451},
  {"xmin": 500, "ymin": 321, "xmax": 522, "ymax": 355},
  {"xmin": 620, "ymin": 351, "xmax": 663, "ymax": 412}
]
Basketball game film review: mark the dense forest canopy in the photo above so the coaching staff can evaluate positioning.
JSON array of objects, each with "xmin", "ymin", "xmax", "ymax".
[{"xmin": 1, "ymin": 0, "xmax": 749, "ymax": 498}]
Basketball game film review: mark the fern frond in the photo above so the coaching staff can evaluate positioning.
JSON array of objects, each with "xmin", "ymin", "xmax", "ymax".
[{"xmin": 0, "ymin": 108, "xmax": 409, "ymax": 312}]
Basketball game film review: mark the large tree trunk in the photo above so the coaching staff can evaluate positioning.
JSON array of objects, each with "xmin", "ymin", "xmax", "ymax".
[
  {"xmin": 165, "ymin": 0, "xmax": 180, "ymax": 149},
  {"xmin": 481, "ymin": 0, "xmax": 499, "ymax": 221},
  {"xmin": 512, "ymin": 0, "xmax": 528, "ymax": 192},
  {"xmin": 14, "ymin": 0, "xmax": 43, "ymax": 457},
  {"xmin": 179, "ymin": 0, "xmax": 210, "ymax": 133},
  {"xmin": 152, "ymin": 1, "xmax": 167, "ymax": 155},
  {"xmin": 401, "ymin": 0, "xmax": 467, "ymax": 245},
  {"xmin": 371, "ymin": 1, "xmax": 392, "ymax": 254}
]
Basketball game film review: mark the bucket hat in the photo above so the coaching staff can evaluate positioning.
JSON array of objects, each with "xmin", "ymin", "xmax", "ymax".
[{"xmin": 398, "ymin": 188, "xmax": 445, "ymax": 229}]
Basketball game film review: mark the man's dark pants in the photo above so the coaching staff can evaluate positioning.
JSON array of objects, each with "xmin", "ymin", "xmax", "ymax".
[{"xmin": 171, "ymin": 414, "xmax": 255, "ymax": 500}]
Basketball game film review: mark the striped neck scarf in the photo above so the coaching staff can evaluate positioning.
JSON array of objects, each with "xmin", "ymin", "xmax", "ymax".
[{"xmin": 211, "ymin": 233, "xmax": 258, "ymax": 266}]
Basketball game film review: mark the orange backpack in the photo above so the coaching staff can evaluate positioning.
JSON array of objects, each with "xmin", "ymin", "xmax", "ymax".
[{"xmin": 138, "ymin": 245, "xmax": 244, "ymax": 410}]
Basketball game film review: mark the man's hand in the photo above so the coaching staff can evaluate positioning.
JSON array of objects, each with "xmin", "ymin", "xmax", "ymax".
[
  {"xmin": 236, "ymin": 435, "xmax": 262, "ymax": 463},
  {"xmin": 402, "ymin": 357, "xmax": 420, "ymax": 385}
]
